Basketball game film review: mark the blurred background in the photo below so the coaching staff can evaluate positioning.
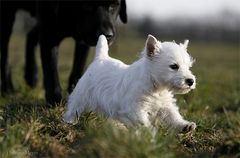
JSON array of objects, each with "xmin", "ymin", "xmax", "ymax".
[{"xmin": 126, "ymin": 0, "xmax": 240, "ymax": 43}]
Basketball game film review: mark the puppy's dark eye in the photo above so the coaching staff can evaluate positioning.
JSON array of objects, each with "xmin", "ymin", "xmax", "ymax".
[{"xmin": 170, "ymin": 64, "xmax": 179, "ymax": 70}]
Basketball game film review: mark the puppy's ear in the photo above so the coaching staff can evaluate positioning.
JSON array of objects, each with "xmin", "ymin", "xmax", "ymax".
[
  {"xmin": 181, "ymin": 39, "xmax": 189, "ymax": 50},
  {"xmin": 146, "ymin": 34, "xmax": 158, "ymax": 57},
  {"xmin": 119, "ymin": 0, "xmax": 127, "ymax": 23}
]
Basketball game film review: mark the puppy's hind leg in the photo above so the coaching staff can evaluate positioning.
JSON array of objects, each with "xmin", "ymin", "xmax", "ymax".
[
  {"xmin": 63, "ymin": 99, "xmax": 86, "ymax": 124},
  {"xmin": 63, "ymin": 86, "xmax": 87, "ymax": 124}
]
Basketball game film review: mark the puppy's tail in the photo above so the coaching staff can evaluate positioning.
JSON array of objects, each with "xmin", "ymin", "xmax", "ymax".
[{"xmin": 95, "ymin": 35, "xmax": 109, "ymax": 59}]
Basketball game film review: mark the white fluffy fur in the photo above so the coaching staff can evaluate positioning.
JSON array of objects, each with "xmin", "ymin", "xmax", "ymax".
[{"xmin": 64, "ymin": 35, "xmax": 196, "ymax": 133}]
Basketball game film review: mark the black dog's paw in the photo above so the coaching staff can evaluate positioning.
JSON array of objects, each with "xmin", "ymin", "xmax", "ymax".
[
  {"xmin": 1, "ymin": 79, "xmax": 15, "ymax": 96},
  {"xmin": 46, "ymin": 91, "xmax": 63, "ymax": 107},
  {"xmin": 25, "ymin": 71, "xmax": 38, "ymax": 88},
  {"xmin": 181, "ymin": 122, "xmax": 196, "ymax": 133}
]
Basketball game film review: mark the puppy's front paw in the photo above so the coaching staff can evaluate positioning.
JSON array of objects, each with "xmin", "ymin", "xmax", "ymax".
[{"xmin": 181, "ymin": 122, "xmax": 196, "ymax": 133}]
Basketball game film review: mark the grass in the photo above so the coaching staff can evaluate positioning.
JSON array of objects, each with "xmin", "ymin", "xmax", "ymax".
[{"xmin": 0, "ymin": 29, "xmax": 240, "ymax": 158}]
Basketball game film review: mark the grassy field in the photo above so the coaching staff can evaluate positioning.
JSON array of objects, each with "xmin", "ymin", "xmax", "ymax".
[{"xmin": 0, "ymin": 30, "xmax": 239, "ymax": 158}]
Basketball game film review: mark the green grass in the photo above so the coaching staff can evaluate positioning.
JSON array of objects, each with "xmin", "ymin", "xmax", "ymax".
[{"xmin": 0, "ymin": 29, "xmax": 239, "ymax": 158}]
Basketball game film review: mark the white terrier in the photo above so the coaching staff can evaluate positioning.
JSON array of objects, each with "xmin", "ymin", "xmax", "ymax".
[{"xmin": 64, "ymin": 35, "xmax": 196, "ymax": 133}]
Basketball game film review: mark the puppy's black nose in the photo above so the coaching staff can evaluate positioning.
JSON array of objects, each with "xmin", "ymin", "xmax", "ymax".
[{"xmin": 185, "ymin": 78, "xmax": 194, "ymax": 86}]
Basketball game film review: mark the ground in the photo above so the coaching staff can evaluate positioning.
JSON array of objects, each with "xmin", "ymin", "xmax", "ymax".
[{"xmin": 0, "ymin": 29, "xmax": 239, "ymax": 158}]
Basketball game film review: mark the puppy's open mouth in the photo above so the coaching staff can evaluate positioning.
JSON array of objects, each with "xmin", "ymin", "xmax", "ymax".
[{"xmin": 171, "ymin": 86, "xmax": 192, "ymax": 94}]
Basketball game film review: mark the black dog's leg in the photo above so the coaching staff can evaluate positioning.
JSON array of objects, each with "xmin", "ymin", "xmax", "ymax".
[
  {"xmin": 68, "ymin": 43, "xmax": 89, "ymax": 93},
  {"xmin": 39, "ymin": 39, "xmax": 62, "ymax": 105},
  {"xmin": 38, "ymin": 1, "xmax": 62, "ymax": 105},
  {"xmin": 0, "ymin": 10, "xmax": 15, "ymax": 95},
  {"xmin": 24, "ymin": 25, "xmax": 39, "ymax": 88}
]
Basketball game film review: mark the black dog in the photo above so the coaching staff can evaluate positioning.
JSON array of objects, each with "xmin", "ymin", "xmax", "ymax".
[{"xmin": 0, "ymin": 0, "xmax": 127, "ymax": 104}]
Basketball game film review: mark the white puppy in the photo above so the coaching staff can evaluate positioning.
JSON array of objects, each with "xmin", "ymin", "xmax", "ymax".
[{"xmin": 64, "ymin": 35, "xmax": 196, "ymax": 133}]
